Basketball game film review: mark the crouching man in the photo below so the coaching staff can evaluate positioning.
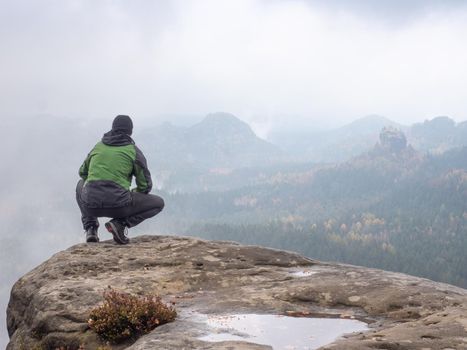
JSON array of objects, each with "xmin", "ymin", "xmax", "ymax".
[{"xmin": 76, "ymin": 115, "xmax": 164, "ymax": 244}]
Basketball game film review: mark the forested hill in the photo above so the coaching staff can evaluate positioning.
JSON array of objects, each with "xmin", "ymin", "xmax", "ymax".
[{"xmin": 157, "ymin": 131, "xmax": 467, "ymax": 288}]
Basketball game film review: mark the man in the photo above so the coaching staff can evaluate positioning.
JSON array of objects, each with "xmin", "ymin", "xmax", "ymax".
[{"xmin": 76, "ymin": 115, "xmax": 164, "ymax": 244}]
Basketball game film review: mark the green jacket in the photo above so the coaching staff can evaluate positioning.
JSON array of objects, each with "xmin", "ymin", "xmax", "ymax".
[{"xmin": 79, "ymin": 131, "xmax": 152, "ymax": 208}]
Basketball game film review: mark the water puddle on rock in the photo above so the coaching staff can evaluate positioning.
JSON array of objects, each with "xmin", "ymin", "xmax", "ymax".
[{"xmin": 198, "ymin": 313, "xmax": 368, "ymax": 349}]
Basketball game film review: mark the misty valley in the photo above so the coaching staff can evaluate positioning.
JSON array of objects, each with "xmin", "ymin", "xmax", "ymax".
[
  {"xmin": 1, "ymin": 113, "xmax": 467, "ymax": 345},
  {"xmin": 145, "ymin": 113, "xmax": 467, "ymax": 289}
]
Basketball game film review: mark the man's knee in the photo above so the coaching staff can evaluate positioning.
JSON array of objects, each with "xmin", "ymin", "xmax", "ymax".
[
  {"xmin": 135, "ymin": 193, "xmax": 164, "ymax": 211},
  {"xmin": 157, "ymin": 196, "xmax": 165, "ymax": 211},
  {"xmin": 149, "ymin": 195, "xmax": 164, "ymax": 212}
]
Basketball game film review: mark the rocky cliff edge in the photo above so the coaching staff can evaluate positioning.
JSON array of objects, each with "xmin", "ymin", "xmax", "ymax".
[{"xmin": 6, "ymin": 235, "xmax": 467, "ymax": 349}]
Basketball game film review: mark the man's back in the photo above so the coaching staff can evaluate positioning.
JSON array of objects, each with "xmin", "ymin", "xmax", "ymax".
[{"xmin": 85, "ymin": 140, "xmax": 135, "ymax": 190}]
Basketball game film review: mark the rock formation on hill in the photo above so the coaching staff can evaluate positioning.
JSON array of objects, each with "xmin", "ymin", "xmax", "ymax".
[
  {"xmin": 379, "ymin": 127, "xmax": 408, "ymax": 153},
  {"xmin": 7, "ymin": 235, "xmax": 467, "ymax": 349}
]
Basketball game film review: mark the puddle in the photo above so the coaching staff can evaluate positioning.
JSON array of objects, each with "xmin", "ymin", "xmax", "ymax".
[
  {"xmin": 290, "ymin": 270, "xmax": 318, "ymax": 277},
  {"xmin": 198, "ymin": 313, "xmax": 368, "ymax": 349}
]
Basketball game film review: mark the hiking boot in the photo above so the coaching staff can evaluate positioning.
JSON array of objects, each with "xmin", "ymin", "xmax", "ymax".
[
  {"xmin": 85, "ymin": 227, "xmax": 99, "ymax": 243},
  {"xmin": 105, "ymin": 220, "xmax": 129, "ymax": 245}
]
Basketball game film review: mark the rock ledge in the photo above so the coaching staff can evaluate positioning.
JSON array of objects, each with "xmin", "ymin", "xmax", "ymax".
[{"xmin": 7, "ymin": 235, "xmax": 467, "ymax": 349}]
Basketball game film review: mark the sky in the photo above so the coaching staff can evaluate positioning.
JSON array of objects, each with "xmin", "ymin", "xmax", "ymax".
[{"xmin": 1, "ymin": 0, "xmax": 467, "ymax": 133}]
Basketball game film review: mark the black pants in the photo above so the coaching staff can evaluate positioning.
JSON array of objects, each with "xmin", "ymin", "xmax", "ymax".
[{"xmin": 76, "ymin": 180, "xmax": 164, "ymax": 229}]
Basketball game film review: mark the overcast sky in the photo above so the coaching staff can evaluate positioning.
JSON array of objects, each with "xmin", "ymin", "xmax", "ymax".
[{"xmin": 1, "ymin": 0, "xmax": 467, "ymax": 133}]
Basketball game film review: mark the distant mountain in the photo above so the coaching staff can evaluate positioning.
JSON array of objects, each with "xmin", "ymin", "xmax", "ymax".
[
  {"xmin": 407, "ymin": 116, "xmax": 467, "ymax": 154},
  {"xmin": 326, "ymin": 115, "xmax": 467, "ymax": 157},
  {"xmin": 137, "ymin": 113, "xmax": 283, "ymax": 190},
  {"xmin": 337, "ymin": 114, "xmax": 404, "ymax": 136},
  {"xmin": 269, "ymin": 115, "xmax": 467, "ymax": 163},
  {"xmin": 138, "ymin": 113, "xmax": 467, "ymax": 173},
  {"xmin": 138, "ymin": 113, "xmax": 467, "ymax": 192},
  {"xmin": 139, "ymin": 112, "xmax": 282, "ymax": 168},
  {"xmin": 183, "ymin": 113, "xmax": 281, "ymax": 167},
  {"xmin": 268, "ymin": 114, "xmax": 404, "ymax": 163}
]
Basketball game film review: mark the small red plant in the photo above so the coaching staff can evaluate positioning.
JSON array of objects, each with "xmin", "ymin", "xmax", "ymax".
[{"xmin": 88, "ymin": 288, "xmax": 177, "ymax": 342}]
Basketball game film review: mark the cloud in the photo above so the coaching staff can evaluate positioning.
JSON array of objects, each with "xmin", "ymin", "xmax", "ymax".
[
  {"xmin": 298, "ymin": 0, "xmax": 467, "ymax": 24},
  {"xmin": 1, "ymin": 0, "xmax": 467, "ymax": 129}
]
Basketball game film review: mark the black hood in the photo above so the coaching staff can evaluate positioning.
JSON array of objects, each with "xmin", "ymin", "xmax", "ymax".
[
  {"xmin": 102, "ymin": 130, "xmax": 135, "ymax": 146},
  {"xmin": 112, "ymin": 115, "xmax": 133, "ymax": 135}
]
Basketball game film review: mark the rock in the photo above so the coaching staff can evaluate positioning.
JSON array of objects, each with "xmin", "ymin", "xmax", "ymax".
[
  {"xmin": 379, "ymin": 127, "xmax": 408, "ymax": 153},
  {"xmin": 6, "ymin": 235, "xmax": 467, "ymax": 349}
]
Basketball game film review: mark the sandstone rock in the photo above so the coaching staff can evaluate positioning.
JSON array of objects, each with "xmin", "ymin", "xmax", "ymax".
[
  {"xmin": 6, "ymin": 235, "xmax": 467, "ymax": 349},
  {"xmin": 379, "ymin": 127, "xmax": 408, "ymax": 153}
]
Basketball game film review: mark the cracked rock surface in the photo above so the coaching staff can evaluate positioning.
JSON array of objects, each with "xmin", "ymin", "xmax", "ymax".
[{"xmin": 6, "ymin": 235, "xmax": 467, "ymax": 349}]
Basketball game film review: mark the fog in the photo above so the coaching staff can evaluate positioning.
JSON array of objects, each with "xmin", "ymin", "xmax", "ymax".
[
  {"xmin": 1, "ymin": 0, "xmax": 467, "ymax": 130},
  {"xmin": 1, "ymin": 0, "xmax": 467, "ymax": 348}
]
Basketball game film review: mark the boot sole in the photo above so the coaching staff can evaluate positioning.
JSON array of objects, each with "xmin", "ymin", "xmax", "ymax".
[
  {"xmin": 86, "ymin": 236, "xmax": 99, "ymax": 243},
  {"xmin": 105, "ymin": 222, "xmax": 129, "ymax": 245}
]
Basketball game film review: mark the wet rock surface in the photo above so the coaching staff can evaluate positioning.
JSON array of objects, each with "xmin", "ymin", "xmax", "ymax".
[{"xmin": 6, "ymin": 235, "xmax": 467, "ymax": 349}]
